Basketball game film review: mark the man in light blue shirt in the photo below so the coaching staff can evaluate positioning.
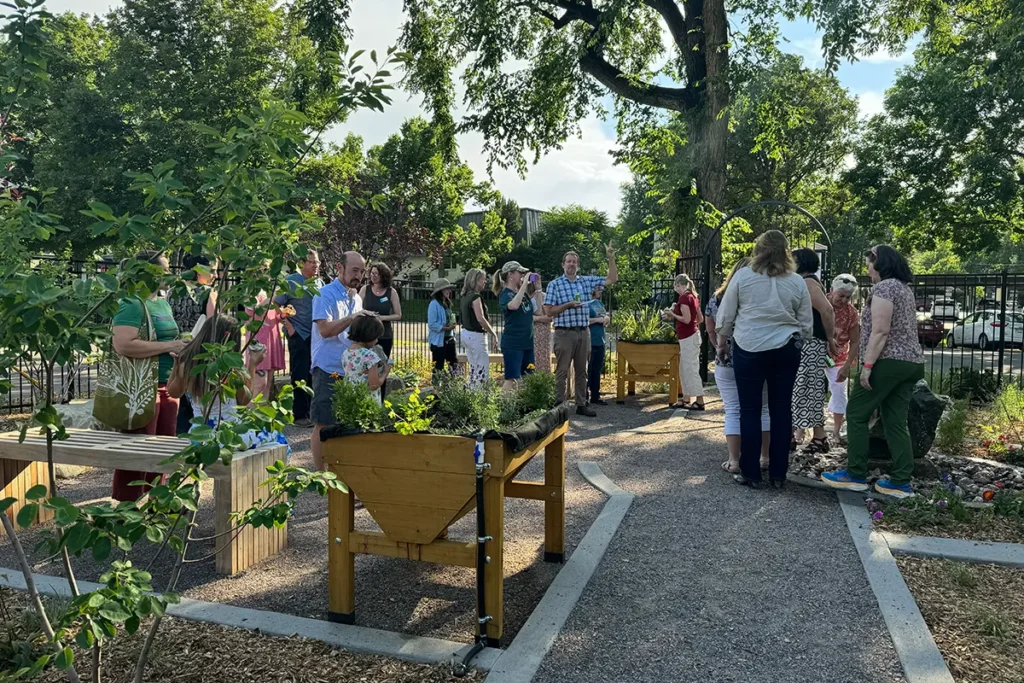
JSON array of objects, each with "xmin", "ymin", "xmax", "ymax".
[
  {"xmin": 310, "ymin": 250, "xmax": 370, "ymax": 470},
  {"xmin": 274, "ymin": 249, "xmax": 320, "ymax": 427},
  {"xmin": 544, "ymin": 243, "xmax": 618, "ymax": 416}
]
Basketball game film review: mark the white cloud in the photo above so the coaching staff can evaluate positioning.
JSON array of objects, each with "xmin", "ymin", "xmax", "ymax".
[{"xmin": 856, "ymin": 91, "xmax": 886, "ymax": 119}]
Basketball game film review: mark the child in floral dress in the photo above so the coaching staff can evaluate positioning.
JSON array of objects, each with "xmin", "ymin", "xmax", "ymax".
[{"xmin": 342, "ymin": 315, "xmax": 391, "ymax": 404}]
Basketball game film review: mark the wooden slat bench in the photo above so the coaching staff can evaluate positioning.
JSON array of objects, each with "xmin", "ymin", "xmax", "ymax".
[{"xmin": 0, "ymin": 429, "xmax": 287, "ymax": 575}]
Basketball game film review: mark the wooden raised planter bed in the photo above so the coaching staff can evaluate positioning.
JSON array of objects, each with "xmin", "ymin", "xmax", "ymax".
[
  {"xmin": 321, "ymin": 405, "xmax": 569, "ymax": 646},
  {"xmin": 616, "ymin": 340, "xmax": 680, "ymax": 407}
]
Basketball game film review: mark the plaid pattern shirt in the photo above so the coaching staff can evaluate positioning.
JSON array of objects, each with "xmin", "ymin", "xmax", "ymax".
[{"xmin": 545, "ymin": 274, "xmax": 606, "ymax": 328}]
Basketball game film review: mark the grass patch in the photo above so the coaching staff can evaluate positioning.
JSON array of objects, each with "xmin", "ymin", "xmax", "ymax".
[{"xmin": 897, "ymin": 557, "xmax": 1024, "ymax": 683}]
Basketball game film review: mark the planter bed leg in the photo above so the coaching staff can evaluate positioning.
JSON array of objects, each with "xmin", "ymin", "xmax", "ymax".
[
  {"xmin": 328, "ymin": 467, "xmax": 355, "ymax": 625},
  {"xmin": 617, "ymin": 354, "xmax": 626, "ymax": 404},
  {"xmin": 483, "ymin": 463, "xmax": 504, "ymax": 647},
  {"xmin": 544, "ymin": 435, "xmax": 565, "ymax": 563}
]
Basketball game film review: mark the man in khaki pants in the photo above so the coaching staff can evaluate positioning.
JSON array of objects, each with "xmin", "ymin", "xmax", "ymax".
[{"xmin": 544, "ymin": 243, "xmax": 618, "ymax": 416}]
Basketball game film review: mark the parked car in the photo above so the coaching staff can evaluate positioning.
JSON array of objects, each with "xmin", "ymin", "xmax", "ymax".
[
  {"xmin": 947, "ymin": 310, "xmax": 1024, "ymax": 350},
  {"xmin": 917, "ymin": 316, "xmax": 945, "ymax": 348},
  {"xmin": 932, "ymin": 298, "xmax": 962, "ymax": 321}
]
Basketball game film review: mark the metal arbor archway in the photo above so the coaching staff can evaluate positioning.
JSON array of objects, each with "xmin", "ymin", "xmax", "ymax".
[{"xmin": 695, "ymin": 200, "xmax": 833, "ymax": 381}]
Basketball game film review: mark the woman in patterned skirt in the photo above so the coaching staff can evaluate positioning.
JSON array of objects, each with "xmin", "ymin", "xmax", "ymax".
[
  {"xmin": 790, "ymin": 248, "xmax": 836, "ymax": 454},
  {"xmin": 532, "ymin": 277, "xmax": 553, "ymax": 372}
]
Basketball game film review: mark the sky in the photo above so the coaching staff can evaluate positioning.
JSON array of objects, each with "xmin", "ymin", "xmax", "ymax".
[{"xmin": 45, "ymin": 1, "xmax": 915, "ymax": 220}]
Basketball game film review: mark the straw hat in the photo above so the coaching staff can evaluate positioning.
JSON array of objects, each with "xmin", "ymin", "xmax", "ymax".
[
  {"xmin": 431, "ymin": 278, "xmax": 456, "ymax": 296},
  {"xmin": 501, "ymin": 261, "xmax": 529, "ymax": 275}
]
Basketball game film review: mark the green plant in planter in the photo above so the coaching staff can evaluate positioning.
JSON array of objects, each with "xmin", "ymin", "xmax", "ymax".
[
  {"xmin": 614, "ymin": 307, "xmax": 676, "ymax": 343},
  {"xmin": 517, "ymin": 371, "xmax": 557, "ymax": 413},
  {"xmin": 330, "ymin": 378, "xmax": 386, "ymax": 432}
]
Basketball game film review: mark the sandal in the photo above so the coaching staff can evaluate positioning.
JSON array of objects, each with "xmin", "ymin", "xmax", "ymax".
[
  {"xmin": 671, "ymin": 401, "xmax": 693, "ymax": 410},
  {"xmin": 801, "ymin": 437, "xmax": 831, "ymax": 454},
  {"xmin": 722, "ymin": 460, "xmax": 740, "ymax": 474}
]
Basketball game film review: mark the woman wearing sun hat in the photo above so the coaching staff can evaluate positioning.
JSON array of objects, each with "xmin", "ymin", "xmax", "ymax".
[
  {"xmin": 493, "ymin": 261, "xmax": 537, "ymax": 392},
  {"xmin": 427, "ymin": 278, "xmax": 459, "ymax": 385}
]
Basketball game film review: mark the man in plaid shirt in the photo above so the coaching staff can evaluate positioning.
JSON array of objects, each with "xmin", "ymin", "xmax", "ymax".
[{"xmin": 544, "ymin": 243, "xmax": 618, "ymax": 416}]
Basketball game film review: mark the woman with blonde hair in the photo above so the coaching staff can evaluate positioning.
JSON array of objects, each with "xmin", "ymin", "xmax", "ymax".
[
  {"xmin": 663, "ymin": 273, "xmax": 704, "ymax": 410},
  {"xmin": 705, "ymin": 257, "xmax": 771, "ymax": 474},
  {"xmin": 715, "ymin": 230, "xmax": 813, "ymax": 488},
  {"xmin": 459, "ymin": 268, "xmax": 499, "ymax": 388}
]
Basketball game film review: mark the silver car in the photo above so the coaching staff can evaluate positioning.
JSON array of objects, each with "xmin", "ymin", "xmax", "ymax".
[{"xmin": 947, "ymin": 310, "xmax": 1024, "ymax": 350}]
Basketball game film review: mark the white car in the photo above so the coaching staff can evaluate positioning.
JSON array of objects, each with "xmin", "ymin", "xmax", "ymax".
[
  {"xmin": 931, "ymin": 298, "xmax": 962, "ymax": 321},
  {"xmin": 947, "ymin": 310, "xmax": 1024, "ymax": 350}
]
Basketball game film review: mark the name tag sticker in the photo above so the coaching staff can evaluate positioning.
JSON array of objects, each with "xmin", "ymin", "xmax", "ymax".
[{"xmin": 380, "ymin": 297, "xmax": 388, "ymax": 303}]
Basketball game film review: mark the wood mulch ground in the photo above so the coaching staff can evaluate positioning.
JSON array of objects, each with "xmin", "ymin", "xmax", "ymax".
[
  {"xmin": 0, "ymin": 588, "xmax": 476, "ymax": 682},
  {"xmin": 897, "ymin": 557, "xmax": 1024, "ymax": 683}
]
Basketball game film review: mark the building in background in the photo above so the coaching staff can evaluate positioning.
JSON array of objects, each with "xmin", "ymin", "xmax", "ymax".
[{"xmin": 397, "ymin": 207, "xmax": 545, "ymax": 285}]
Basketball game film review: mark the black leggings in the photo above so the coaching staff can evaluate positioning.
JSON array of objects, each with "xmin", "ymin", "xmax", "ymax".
[
  {"xmin": 379, "ymin": 338, "xmax": 393, "ymax": 358},
  {"xmin": 431, "ymin": 339, "xmax": 458, "ymax": 381}
]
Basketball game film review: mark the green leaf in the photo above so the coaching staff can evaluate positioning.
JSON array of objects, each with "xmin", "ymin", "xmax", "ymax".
[
  {"xmin": 0, "ymin": 497, "xmax": 17, "ymax": 513},
  {"xmin": 137, "ymin": 595, "xmax": 153, "ymax": 617},
  {"xmin": 75, "ymin": 628, "xmax": 95, "ymax": 650},
  {"xmin": 145, "ymin": 526, "xmax": 164, "ymax": 544},
  {"xmin": 92, "ymin": 535, "xmax": 112, "ymax": 561},
  {"xmin": 65, "ymin": 523, "xmax": 91, "ymax": 554},
  {"xmin": 125, "ymin": 615, "xmax": 140, "ymax": 635},
  {"xmin": 88, "ymin": 593, "xmax": 106, "ymax": 608},
  {"xmin": 25, "ymin": 484, "xmax": 47, "ymax": 500},
  {"xmin": 54, "ymin": 646, "xmax": 73, "ymax": 671},
  {"xmin": 16, "ymin": 503, "xmax": 37, "ymax": 528},
  {"xmin": 98, "ymin": 602, "xmax": 131, "ymax": 623}
]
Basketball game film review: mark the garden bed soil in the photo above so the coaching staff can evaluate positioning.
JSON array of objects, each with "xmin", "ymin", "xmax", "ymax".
[
  {"xmin": 0, "ymin": 590, "xmax": 473, "ymax": 682},
  {"xmin": 896, "ymin": 558, "xmax": 1024, "ymax": 683}
]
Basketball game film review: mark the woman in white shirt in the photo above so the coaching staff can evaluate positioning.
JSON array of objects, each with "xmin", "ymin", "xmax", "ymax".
[{"xmin": 715, "ymin": 230, "xmax": 813, "ymax": 488}]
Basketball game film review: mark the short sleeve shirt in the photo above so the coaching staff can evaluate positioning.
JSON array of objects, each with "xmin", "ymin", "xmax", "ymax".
[
  {"xmin": 705, "ymin": 297, "xmax": 731, "ymax": 368},
  {"xmin": 828, "ymin": 294, "xmax": 860, "ymax": 365},
  {"xmin": 274, "ymin": 272, "xmax": 319, "ymax": 340},
  {"xmin": 311, "ymin": 279, "xmax": 362, "ymax": 375},
  {"xmin": 673, "ymin": 292, "xmax": 700, "ymax": 340},
  {"xmin": 545, "ymin": 275, "xmax": 605, "ymax": 328},
  {"xmin": 499, "ymin": 288, "xmax": 534, "ymax": 350},
  {"xmin": 588, "ymin": 299, "xmax": 607, "ymax": 347},
  {"xmin": 112, "ymin": 298, "xmax": 179, "ymax": 384},
  {"xmin": 342, "ymin": 346, "xmax": 382, "ymax": 404},
  {"xmin": 861, "ymin": 279, "xmax": 923, "ymax": 364}
]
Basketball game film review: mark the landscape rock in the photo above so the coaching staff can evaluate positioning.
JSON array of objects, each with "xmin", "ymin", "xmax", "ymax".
[{"xmin": 868, "ymin": 380, "xmax": 948, "ymax": 459}]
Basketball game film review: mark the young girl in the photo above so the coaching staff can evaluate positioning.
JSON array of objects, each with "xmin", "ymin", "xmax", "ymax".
[
  {"xmin": 167, "ymin": 315, "xmax": 289, "ymax": 453},
  {"xmin": 342, "ymin": 315, "xmax": 391, "ymax": 404}
]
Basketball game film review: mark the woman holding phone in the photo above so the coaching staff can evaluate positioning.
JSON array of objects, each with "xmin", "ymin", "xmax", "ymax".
[{"xmin": 493, "ymin": 261, "xmax": 537, "ymax": 391}]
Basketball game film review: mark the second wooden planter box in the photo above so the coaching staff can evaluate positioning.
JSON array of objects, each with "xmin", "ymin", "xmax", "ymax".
[{"xmin": 615, "ymin": 340, "xmax": 680, "ymax": 407}]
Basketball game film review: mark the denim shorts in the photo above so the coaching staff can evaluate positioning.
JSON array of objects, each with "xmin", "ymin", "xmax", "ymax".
[
  {"xmin": 310, "ymin": 367, "xmax": 339, "ymax": 426},
  {"xmin": 502, "ymin": 348, "xmax": 535, "ymax": 380}
]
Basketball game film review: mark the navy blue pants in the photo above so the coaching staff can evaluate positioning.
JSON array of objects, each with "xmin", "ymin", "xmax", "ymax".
[
  {"xmin": 732, "ymin": 339, "xmax": 800, "ymax": 482},
  {"xmin": 588, "ymin": 345, "xmax": 605, "ymax": 402}
]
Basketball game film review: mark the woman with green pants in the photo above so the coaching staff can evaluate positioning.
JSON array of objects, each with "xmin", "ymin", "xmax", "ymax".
[{"xmin": 821, "ymin": 245, "xmax": 924, "ymax": 499}]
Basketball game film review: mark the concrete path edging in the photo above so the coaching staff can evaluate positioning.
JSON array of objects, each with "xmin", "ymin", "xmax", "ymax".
[
  {"xmin": 485, "ymin": 462, "xmax": 634, "ymax": 683},
  {"xmin": 882, "ymin": 532, "xmax": 1024, "ymax": 569},
  {"xmin": 0, "ymin": 569, "xmax": 502, "ymax": 670},
  {"xmin": 837, "ymin": 491, "xmax": 955, "ymax": 683}
]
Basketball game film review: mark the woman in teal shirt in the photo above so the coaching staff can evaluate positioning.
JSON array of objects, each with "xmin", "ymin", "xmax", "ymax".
[
  {"xmin": 493, "ymin": 261, "xmax": 536, "ymax": 391},
  {"xmin": 110, "ymin": 251, "xmax": 186, "ymax": 501}
]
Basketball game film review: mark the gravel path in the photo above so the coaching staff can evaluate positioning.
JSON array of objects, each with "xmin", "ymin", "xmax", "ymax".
[{"xmin": 533, "ymin": 398, "xmax": 907, "ymax": 683}]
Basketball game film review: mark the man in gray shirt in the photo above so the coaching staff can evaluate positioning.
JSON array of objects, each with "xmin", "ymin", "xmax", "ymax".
[{"xmin": 275, "ymin": 249, "xmax": 321, "ymax": 427}]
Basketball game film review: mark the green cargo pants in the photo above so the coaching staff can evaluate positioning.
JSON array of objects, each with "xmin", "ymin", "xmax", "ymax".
[{"xmin": 846, "ymin": 358, "xmax": 925, "ymax": 485}]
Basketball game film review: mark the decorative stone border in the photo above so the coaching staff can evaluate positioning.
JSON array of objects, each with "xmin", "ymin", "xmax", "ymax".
[
  {"xmin": 0, "ymin": 570, "xmax": 502, "ymax": 669},
  {"xmin": 837, "ymin": 491, "xmax": 956, "ymax": 683},
  {"xmin": 881, "ymin": 532, "xmax": 1024, "ymax": 569}
]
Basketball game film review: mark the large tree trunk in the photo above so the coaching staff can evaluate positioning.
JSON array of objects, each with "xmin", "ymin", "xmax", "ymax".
[{"xmin": 677, "ymin": 0, "xmax": 730, "ymax": 260}]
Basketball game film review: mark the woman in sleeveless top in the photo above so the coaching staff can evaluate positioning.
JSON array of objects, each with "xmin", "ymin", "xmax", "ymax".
[
  {"xmin": 790, "ymin": 248, "xmax": 836, "ymax": 455},
  {"xmin": 359, "ymin": 263, "xmax": 403, "ymax": 358}
]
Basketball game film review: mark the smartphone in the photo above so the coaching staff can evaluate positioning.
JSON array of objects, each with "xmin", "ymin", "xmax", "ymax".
[
  {"xmin": 529, "ymin": 273, "xmax": 539, "ymax": 283},
  {"xmin": 249, "ymin": 341, "xmax": 266, "ymax": 353}
]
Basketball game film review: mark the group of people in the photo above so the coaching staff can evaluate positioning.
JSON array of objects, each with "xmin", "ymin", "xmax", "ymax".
[{"xmin": 694, "ymin": 231, "xmax": 923, "ymax": 499}]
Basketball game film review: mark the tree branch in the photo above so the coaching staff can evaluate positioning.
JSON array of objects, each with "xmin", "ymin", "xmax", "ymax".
[
  {"xmin": 644, "ymin": 0, "xmax": 688, "ymax": 53},
  {"xmin": 579, "ymin": 49, "xmax": 699, "ymax": 112}
]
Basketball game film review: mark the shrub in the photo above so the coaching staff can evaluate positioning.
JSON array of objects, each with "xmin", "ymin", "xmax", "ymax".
[
  {"xmin": 517, "ymin": 371, "xmax": 557, "ymax": 414},
  {"xmin": 946, "ymin": 563, "xmax": 978, "ymax": 589},
  {"xmin": 432, "ymin": 374, "xmax": 500, "ymax": 433},
  {"xmin": 935, "ymin": 399, "xmax": 969, "ymax": 452},
  {"xmin": 330, "ymin": 378, "xmax": 386, "ymax": 432},
  {"xmin": 614, "ymin": 307, "xmax": 676, "ymax": 343},
  {"xmin": 392, "ymin": 353, "xmax": 432, "ymax": 389},
  {"xmin": 944, "ymin": 368, "xmax": 1000, "ymax": 402}
]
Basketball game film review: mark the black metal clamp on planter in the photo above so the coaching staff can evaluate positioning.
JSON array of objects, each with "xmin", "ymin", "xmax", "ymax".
[{"xmin": 453, "ymin": 432, "xmax": 492, "ymax": 677}]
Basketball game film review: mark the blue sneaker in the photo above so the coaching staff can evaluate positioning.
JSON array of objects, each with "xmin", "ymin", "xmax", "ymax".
[
  {"xmin": 820, "ymin": 469, "xmax": 869, "ymax": 492},
  {"xmin": 874, "ymin": 479, "xmax": 914, "ymax": 499}
]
